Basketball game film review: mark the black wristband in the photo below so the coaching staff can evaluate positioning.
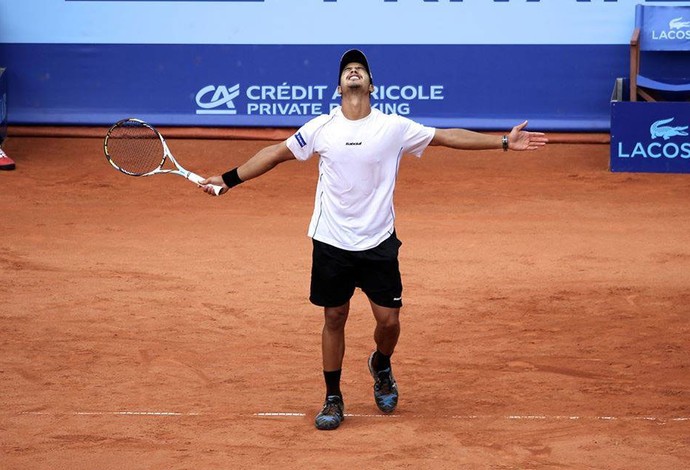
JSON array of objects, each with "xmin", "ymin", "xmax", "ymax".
[
  {"xmin": 222, "ymin": 167, "xmax": 243, "ymax": 188},
  {"xmin": 502, "ymin": 135, "xmax": 509, "ymax": 152}
]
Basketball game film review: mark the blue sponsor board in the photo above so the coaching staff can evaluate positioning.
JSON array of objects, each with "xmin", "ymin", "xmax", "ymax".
[
  {"xmin": 611, "ymin": 100, "xmax": 690, "ymax": 173},
  {"xmin": 0, "ymin": 43, "xmax": 625, "ymax": 130},
  {"xmin": 2, "ymin": 0, "xmax": 690, "ymax": 130}
]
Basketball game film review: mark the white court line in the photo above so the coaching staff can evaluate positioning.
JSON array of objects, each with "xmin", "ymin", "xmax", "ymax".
[
  {"xmin": 256, "ymin": 412, "xmax": 689, "ymax": 422},
  {"xmin": 19, "ymin": 411, "xmax": 201, "ymax": 417},
  {"xmin": 15, "ymin": 411, "xmax": 690, "ymax": 422}
]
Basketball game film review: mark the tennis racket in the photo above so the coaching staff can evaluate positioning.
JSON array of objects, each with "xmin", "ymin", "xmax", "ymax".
[{"xmin": 104, "ymin": 118, "xmax": 223, "ymax": 196}]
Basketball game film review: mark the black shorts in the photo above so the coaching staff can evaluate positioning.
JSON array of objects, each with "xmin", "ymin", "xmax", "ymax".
[{"xmin": 310, "ymin": 232, "xmax": 403, "ymax": 309}]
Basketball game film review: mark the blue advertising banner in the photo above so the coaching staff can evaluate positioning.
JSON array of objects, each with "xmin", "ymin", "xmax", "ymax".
[
  {"xmin": 1, "ymin": 0, "xmax": 690, "ymax": 129},
  {"xmin": 0, "ymin": 43, "xmax": 626, "ymax": 130},
  {"xmin": 611, "ymin": 101, "xmax": 690, "ymax": 173}
]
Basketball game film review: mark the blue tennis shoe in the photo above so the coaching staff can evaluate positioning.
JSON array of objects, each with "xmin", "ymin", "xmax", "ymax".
[
  {"xmin": 368, "ymin": 352, "xmax": 398, "ymax": 413},
  {"xmin": 315, "ymin": 395, "xmax": 345, "ymax": 430}
]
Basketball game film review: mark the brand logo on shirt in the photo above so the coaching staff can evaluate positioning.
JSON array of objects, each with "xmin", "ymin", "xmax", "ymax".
[
  {"xmin": 345, "ymin": 142, "xmax": 362, "ymax": 146},
  {"xmin": 295, "ymin": 132, "xmax": 307, "ymax": 148}
]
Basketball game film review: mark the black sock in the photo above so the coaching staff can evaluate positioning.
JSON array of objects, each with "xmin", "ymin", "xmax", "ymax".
[
  {"xmin": 373, "ymin": 350, "xmax": 391, "ymax": 372},
  {"xmin": 323, "ymin": 369, "xmax": 342, "ymax": 399}
]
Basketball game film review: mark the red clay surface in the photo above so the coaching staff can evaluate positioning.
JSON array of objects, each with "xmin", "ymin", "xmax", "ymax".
[{"xmin": 1, "ymin": 134, "xmax": 689, "ymax": 469}]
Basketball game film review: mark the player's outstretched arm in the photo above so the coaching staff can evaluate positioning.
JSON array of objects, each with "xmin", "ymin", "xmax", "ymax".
[
  {"xmin": 430, "ymin": 120, "xmax": 548, "ymax": 151},
  {"xmin": 200, "ymin": 141, "xmax": 296, "ymax": 195}
]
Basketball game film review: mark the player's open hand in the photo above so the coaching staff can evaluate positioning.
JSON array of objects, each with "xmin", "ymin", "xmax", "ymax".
[{"xmin": 508, "ymin": 121, "xmax": 549, "ymax": 151}]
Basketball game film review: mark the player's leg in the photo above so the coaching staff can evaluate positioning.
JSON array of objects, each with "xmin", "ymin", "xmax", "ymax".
[
  {"xmin": 310, "ymin": 239, "xmax": 355, "ymax": 430},
  {"xmin": 358, "ymin": 232, "xmax": 403, "ymax": 367},
  {"xmin": 314, "ymin": 303, "xmax": 349, "ymax": 431},
  {"xmin": 357, "ymin": 232, "xmax": 403, "ymax": 414},
  {"xmin": 322, "ymin": 302, "xmax": 350, "ymax": 384},
  {"xmin": 370, "ymin": 301, "xmax": 400, "ymax": 359},
  {"xmin": 367, "ymin": 301, "xmax": 400, "ymax": 413}
]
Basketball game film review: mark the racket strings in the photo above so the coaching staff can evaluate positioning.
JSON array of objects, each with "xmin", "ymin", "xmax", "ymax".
[{"xmin": 106, "ymin": 123, "xmax": 165, "ymax": 176}]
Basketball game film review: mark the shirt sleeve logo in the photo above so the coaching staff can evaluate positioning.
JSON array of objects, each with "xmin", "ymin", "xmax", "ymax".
[{"xmin": 295, "ymin": 132, "xmax": 307, "ymax": 148}]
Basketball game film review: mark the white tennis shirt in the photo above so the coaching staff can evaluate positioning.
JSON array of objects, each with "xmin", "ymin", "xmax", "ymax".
[{"xmin": 286, "ymin": 106, "xmax": 435, "ymax": 251}]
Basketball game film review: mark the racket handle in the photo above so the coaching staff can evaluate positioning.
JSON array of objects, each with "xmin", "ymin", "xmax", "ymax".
[{"xmin": 187, "ymin": 172, "xmax": 223, "ymax": 196}]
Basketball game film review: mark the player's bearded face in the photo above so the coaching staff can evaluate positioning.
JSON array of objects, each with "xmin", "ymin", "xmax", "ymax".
[{"xmin": 340, "ymin": 62, "xmax": 371, "ymax": 91}]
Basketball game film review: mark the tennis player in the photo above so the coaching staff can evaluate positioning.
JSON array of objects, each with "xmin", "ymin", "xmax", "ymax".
[{"xmin": 201, "ymin": 49, "xmax": 548, "ymax": 430}]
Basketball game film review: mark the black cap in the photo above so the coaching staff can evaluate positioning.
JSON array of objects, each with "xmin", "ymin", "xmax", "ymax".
[{"xmin": 338, "ymin": 49, "xmax": 373, "ymax": 84}]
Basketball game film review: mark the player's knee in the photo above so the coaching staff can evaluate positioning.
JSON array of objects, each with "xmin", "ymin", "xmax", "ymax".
[
  {"xmin": 324, "ymin": 306, "xmax": 349, "ymax": 331},
  {"xmin": 376, "ymin": 313, "xmax": 400, "ymax": 331}
]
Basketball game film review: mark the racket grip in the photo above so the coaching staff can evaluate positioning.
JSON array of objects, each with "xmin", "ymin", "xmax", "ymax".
[{"xmin": 187, "ymin": 172, "xmax": 223, "ymax": 196}]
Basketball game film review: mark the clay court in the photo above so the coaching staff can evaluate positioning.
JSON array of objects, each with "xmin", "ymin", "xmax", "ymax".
[{"xmin": 1, "ymin": 132, "xmax": 689, "ymax": 469}]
